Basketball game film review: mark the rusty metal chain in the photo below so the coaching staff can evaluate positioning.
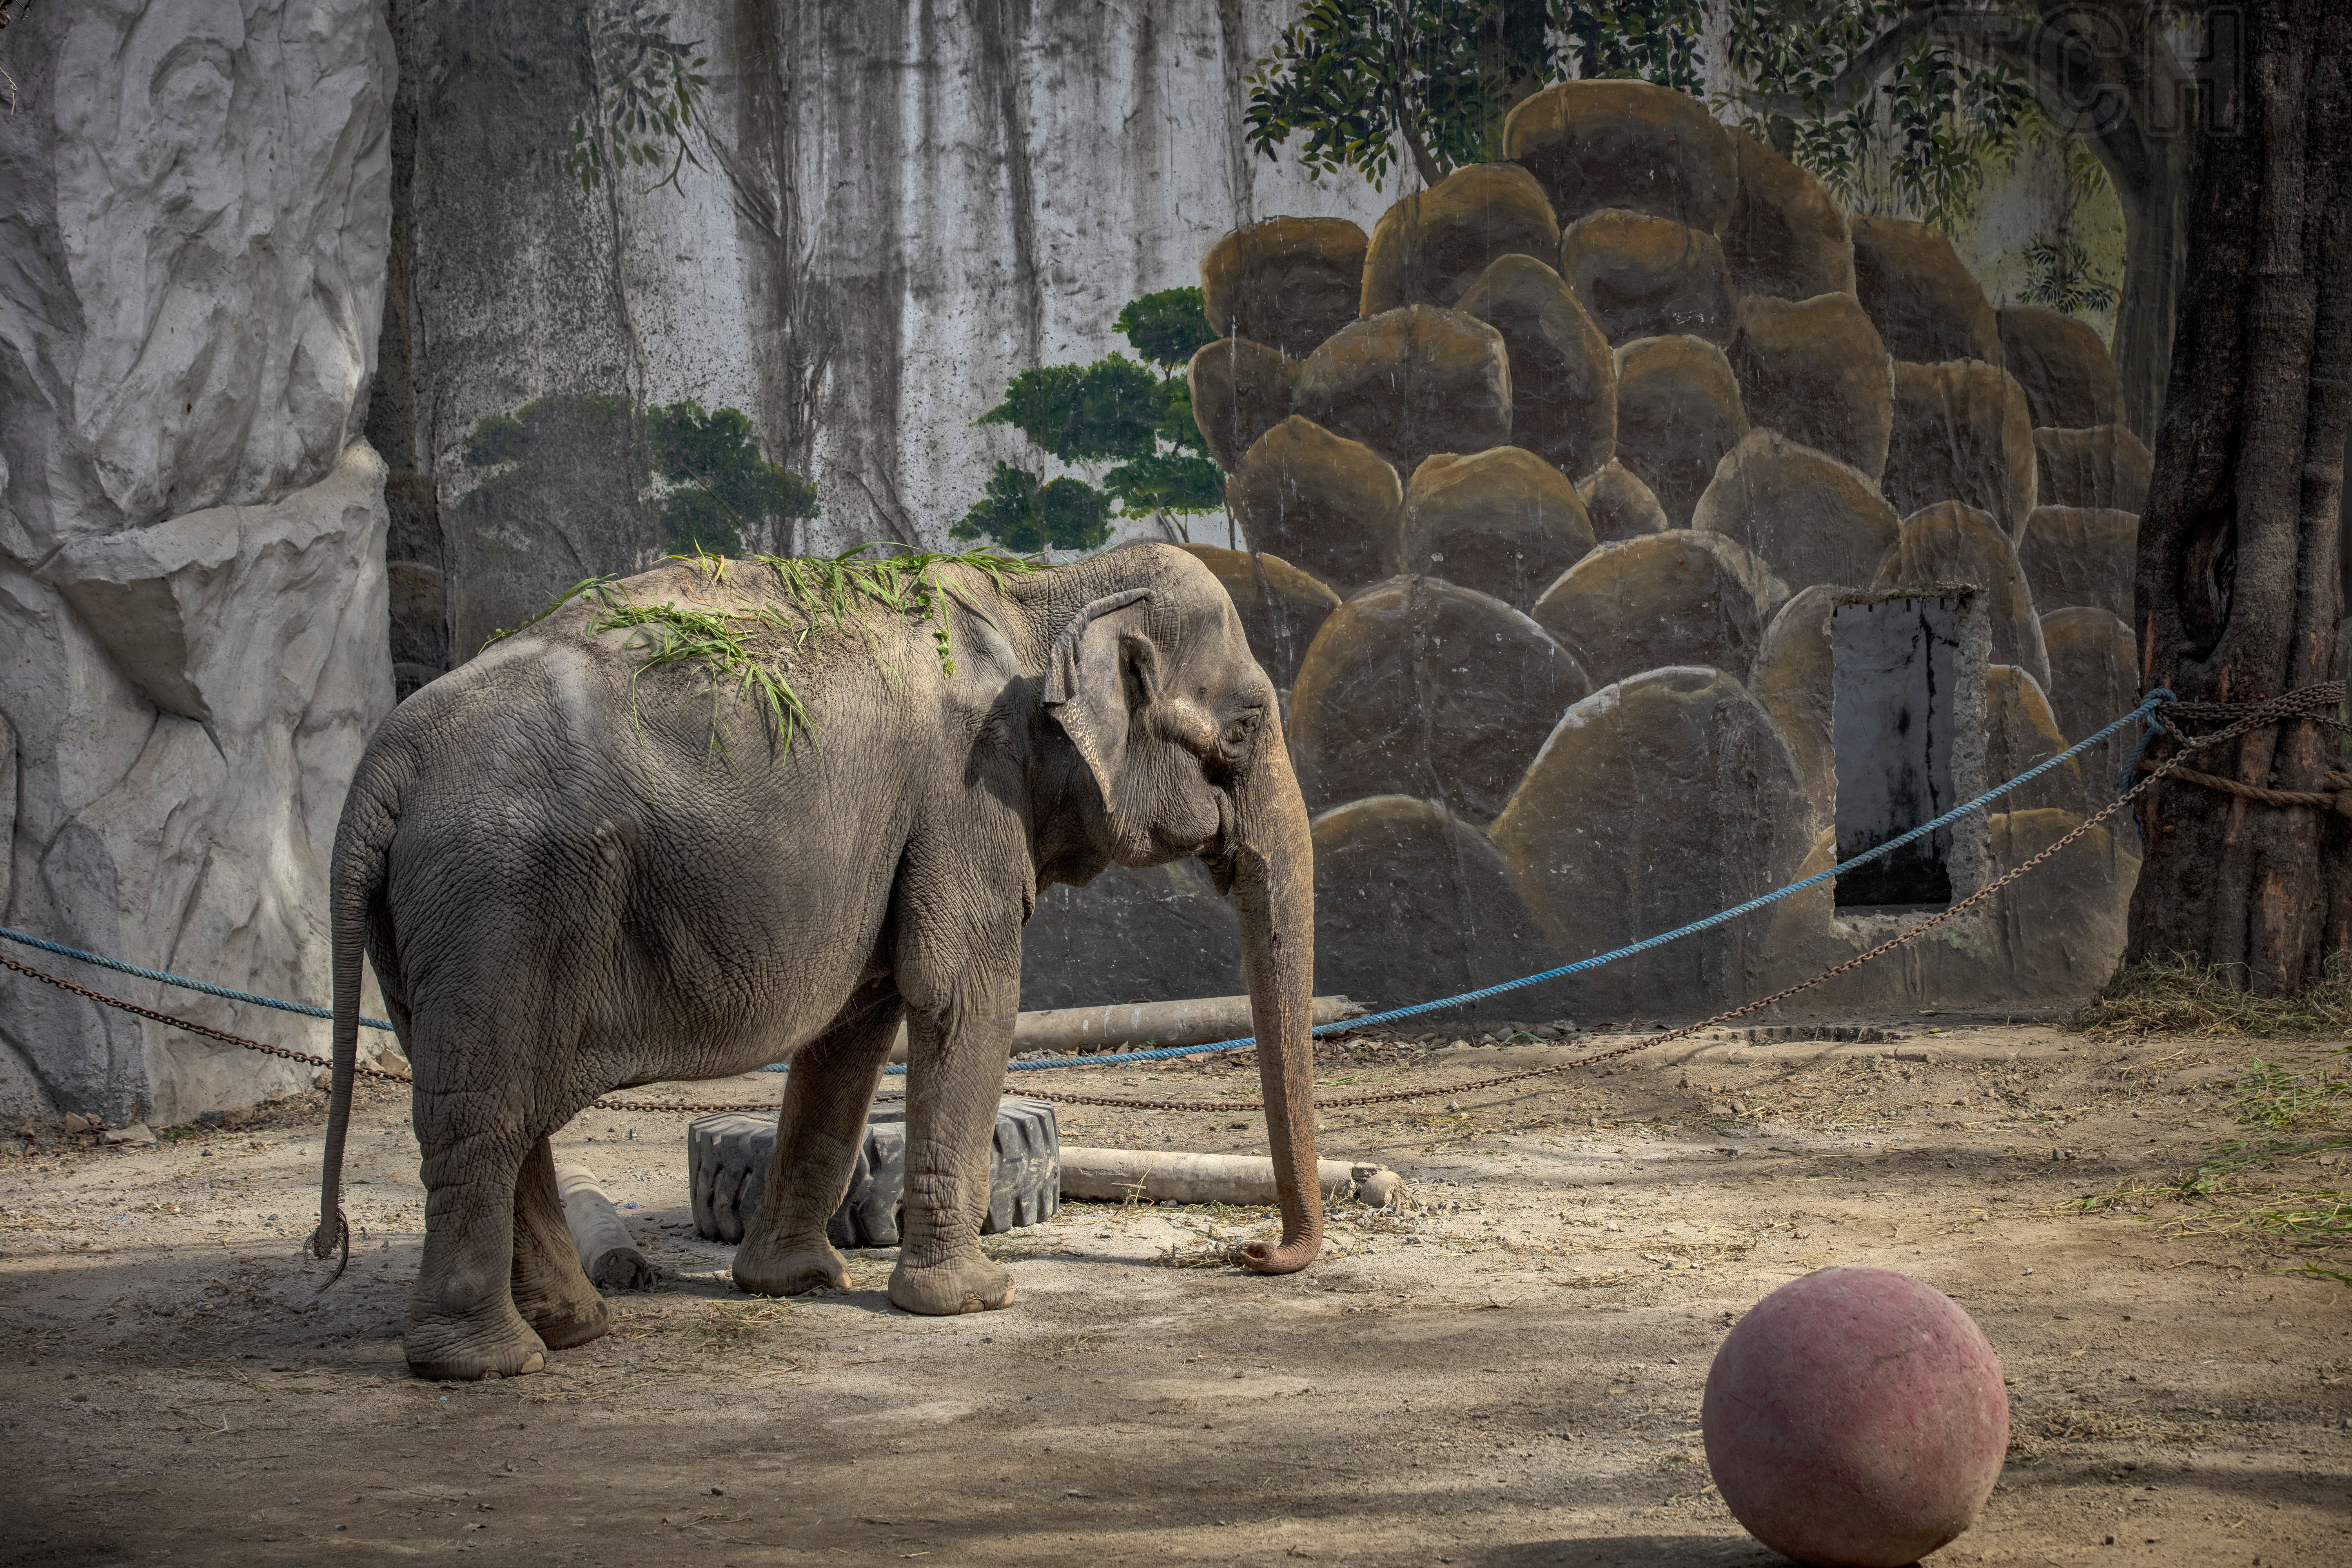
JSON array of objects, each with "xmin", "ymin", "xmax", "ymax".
[
  {"xmin": 10, "ymin": 682, "xmax": 2332, "ymax": 1127},
  {"xmin": 0, "ymin": 949, "xmax": 417, "ymax": 1083},
  {"xmin": 0, "ymin": 948, "xmax": 779, "ymax": 1116},
  {"xmin": 2160, "ymin": 682, "xmax": 2348, "ymax": 731}
]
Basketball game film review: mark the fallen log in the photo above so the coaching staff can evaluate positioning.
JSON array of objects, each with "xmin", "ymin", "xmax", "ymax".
[
  {"xmin": 1058, "ymin": 1146, "xmax": 1401, "ymax": 1208},
  {"xmin": 555, "ymin": 1161, "xmax": 655, "ymax": 1289}
]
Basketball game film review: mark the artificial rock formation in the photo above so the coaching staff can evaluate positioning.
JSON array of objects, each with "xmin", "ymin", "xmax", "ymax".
[
  {"xmin": 1721, "ymin": 131, "xmax": 1856, "ymax": 301},
  {"xmin": 2042, "ymin": 606, "xmax": 2140, "ymax": 815},
  {"xmin": 1747, "ymin": 586, "xmax": 1841, "ymax": 832},
  {"xmin": 1560, "ymin": 210, "xmax": 1738, "ymax": 347},
  {"xmin": 1289, "ymin": 577, "xmax": 1591, "ymax": 822},
  {"xmin": 1201, "ymin": 217, "xmax": 1369, "ymax": 359},
  {"xmin": 1762, "ymin": 809, "xmax": 2136, "ymax": 1010},
  {"xmin": 1020, "ymin": 861, "xmax": 1241, "ymax": 1011},
  {"xmin": 1849, "ymin": 217, "xmax": 2004, "ymax": 366},
  {"xmin": 1577, "ymin": 459, "xmax": 1672, "ymax": 542},
  {"xmin": 1175, "ymin": 545, "xmax": 1341, "ymax": 695},
  {"xmin": 1612, "ymin": 335, "xmax": 1751, "ymax": 526},
  {"xmin": 2016, "ymin": 505, "xmax": 2138, "ymax": 623},
  {"xmin": 0, "ymin": 0, "xmax": 396, "ymax": 1123},
  {"xmin": 1996, "ymin": 304, "xmax": 2126, "ymax": 430},
  {"xmin": 1398, "ymin": 448, "xmax": 1596, "ymax": 610},
  {"xmin": 1502, "ymin": 80, "xmax": 1738, "ymax": 232},
  {"xmin": 1489, "ymin": 666, "xmax": 1810, "ymax": 1017},
  {"xmin": 1884, "ymin": 360, "xmax": 2039, "ymax": 535},
  {"xmin": 2035, "ymin": 424, "xmax": 2154, "ymax": 513},
  {"xmin": 1874, "ymin": 502, "xmax": 2051, "ymax": 693},
  {"xmin": 1983, "ymin": 665, "xmax": 2082, "ymax": 815},
  {"xmin": 1188, "ymin": 338, "xmax": 1298, "ymax": 472},
  {"xmin": 1692, "ymin": 430, "xmax": 1900, "ymax": 598},
  {"xmin": 1293, "ymin": 306, "xmax": 1513, "ymax": 479},
  {"xmin": 1726, "ymin": 293, "xmax": 1893, "ymax": 481},
  {"xmin": 1360, "ymin": 163, "xmax": 1561, "ymax": 315},
  {"xmin": 1311, "ymin": 796, "xmax": 1561, "ymax": 1020},
  {"xmin": 1532, "ymin": 530, "xmax": 1785, "ymax": 690},
  {"xmin": 1225, "ymin": 416, "xmax": 1403, "ymax": 596},
  {"xmin": 1453, "ymin": 255, "xmax": 1616, "ymax": 481}
]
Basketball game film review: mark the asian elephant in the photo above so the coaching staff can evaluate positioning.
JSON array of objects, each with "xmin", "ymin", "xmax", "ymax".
[{"xmin": 311, "ymin": 543, "xmax": 1323, "ymax": 1381}]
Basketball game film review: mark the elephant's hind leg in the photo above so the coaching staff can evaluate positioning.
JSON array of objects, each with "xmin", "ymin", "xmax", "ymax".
[
  {"xmin": 405, "ymin": 1110, "xmax": 548, "ymax": 1381},
  {"xmin": 511, "ymin": 1136, "xmax": 611, "ymax": 1349},
  {"xmin": 733, "ymin": 989, "xmax": 904, "ymax": 1298}
]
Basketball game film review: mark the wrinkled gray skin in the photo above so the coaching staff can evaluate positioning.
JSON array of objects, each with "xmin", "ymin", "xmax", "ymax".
[{"xmin": 311, "ymin": 544, "xmax": 1323, "ymax": 1381}]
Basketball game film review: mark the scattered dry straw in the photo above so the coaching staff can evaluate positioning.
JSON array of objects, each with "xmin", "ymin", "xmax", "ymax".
[{"xmin": 2064, "ymin": 953, "xmax": 2352, "ymax": 1040}]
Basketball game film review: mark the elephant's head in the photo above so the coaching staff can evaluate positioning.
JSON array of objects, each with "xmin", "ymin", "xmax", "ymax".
[{"xmin": 1035, "ymin": 547, "xmax": 1323, "ymax": 1274}]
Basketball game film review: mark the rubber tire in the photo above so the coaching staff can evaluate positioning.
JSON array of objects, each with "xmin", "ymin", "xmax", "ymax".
[{"xmin": 688, "ymin": 1098, "xmax": 1060, "ymax": 1247}]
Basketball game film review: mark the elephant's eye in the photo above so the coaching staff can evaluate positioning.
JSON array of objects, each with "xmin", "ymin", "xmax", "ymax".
[{"xmin": 1221, "ymin": 712, "xmax": 1260, "ymax": 752}]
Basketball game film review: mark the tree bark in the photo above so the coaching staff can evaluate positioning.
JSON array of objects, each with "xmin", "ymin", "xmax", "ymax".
[{"xmin": 2127, "ymin": 0, "xmax": 2352, "ymax": 994}]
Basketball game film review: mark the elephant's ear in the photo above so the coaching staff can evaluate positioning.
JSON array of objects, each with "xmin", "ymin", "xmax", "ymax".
[{"xmin": 1043, "ymin": 588, "xmax": 1154, "ymax": 808}]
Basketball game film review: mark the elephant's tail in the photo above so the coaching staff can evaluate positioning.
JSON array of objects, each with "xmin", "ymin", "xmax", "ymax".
[{"xmin": 310, "ymin": 754, "xmax": 403, "ymax": 1284}]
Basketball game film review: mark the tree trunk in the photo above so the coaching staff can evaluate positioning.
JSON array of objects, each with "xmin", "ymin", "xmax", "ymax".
[{"xmin": 2127, "ymin": 0, "xmax": 2352, "ymax": 994}]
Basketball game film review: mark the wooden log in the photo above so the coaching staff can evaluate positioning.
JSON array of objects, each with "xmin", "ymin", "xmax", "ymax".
[
  {"xmin": 1057, "ymin": 1146, "xmax": 1397, "ymax": 1207},
  {"xmin": 555, "ymin": 1161, "xmax": 654, "ymax": 1290},
  {"xmin": 886, "ymin": 993, "xmax": 1364, "ymax": 1064}
]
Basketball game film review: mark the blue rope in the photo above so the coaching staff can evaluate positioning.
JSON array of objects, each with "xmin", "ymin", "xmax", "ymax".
[
  {"xmin": 3, "ymin": 690, "xmax": 2176, "ymax": 1072},
  {"xmin": 0, "ymin": 925, "xmax": 399, "ymax": 1032}
]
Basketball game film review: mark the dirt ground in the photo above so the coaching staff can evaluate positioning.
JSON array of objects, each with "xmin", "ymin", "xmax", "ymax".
[{"xmin": 2, "ymin": 1015, "xmax": 2348, "ymax": 1567}]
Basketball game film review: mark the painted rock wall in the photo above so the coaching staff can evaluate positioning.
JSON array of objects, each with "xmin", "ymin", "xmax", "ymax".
[
  {"xmin": 1100, "ymin": 81, "xmax": 2146, "ymax": 1024},
  {"xmin": 0, "ymin": 1, "xmax": 397, "ymax": 1122},
  {"xmin": 372, "ymin": 0, "xmax": 1395, "ymax": 688}
]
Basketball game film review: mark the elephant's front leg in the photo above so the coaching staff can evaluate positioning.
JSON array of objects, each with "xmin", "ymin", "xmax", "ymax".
[
  {"xmin": 889, "ymin": 945, "xmax": 1021, "ymax": 1316},
  {"xmin": 733, "ymin": 991, "xmax": 904, "ymax": 1297}
]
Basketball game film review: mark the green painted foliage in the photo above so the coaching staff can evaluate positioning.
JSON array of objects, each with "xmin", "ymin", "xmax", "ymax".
[
  {"xmin": 642, "ymin": 400, "xmax": 818, "ymax": 556},
  {"xmin": 1242, "ymin": 0, "xmax": 1700, "ymax": 188},
  {"xmin": 956, "ymin": 290, "xmax": 1225, "ymax": 552},
  {"xmin": 1115, "ymin": 287, "xmax": 1219, "ymax": 369},
  {"xmin": 1103, "ymin": 448, "xmax": 1225, "ymax": 517},
  {"xmin": 459, "ymin": 395, "xmax": 815, "ymax": 559},
  {"xmin": 567, "ymin": 0, "xmax": 711, "ymax": 191},
  {"xmin": 952, "ymin": 463, "xmax": 1114, "ymax": 554},
  {"xmin": 979, "ymin": 358, "xmax": 1166, "ymax": 465},
  {"xmin": 1249, "ymin": 0, "xmax": 2059, "ymax": 241}
]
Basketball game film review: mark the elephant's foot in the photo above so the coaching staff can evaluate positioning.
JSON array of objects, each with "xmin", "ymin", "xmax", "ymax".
[
  {"xmin": 731, "ymin": 1232, "xmax": 849, "ymax": 1297},
  {"xmin": 405, "ymin": 1301, "xmax": 550, "ymax": 1382},
  {"xmin": 888, "ymin": 1252, "xmax": 1014, "ymax": 1316},
  {"xmin": 512, "ymin": 1276, "xmax": 609, "ymax": 1350}
]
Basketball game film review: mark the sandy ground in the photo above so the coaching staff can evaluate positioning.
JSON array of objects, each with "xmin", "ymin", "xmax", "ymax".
[{"xmin": 2, "ymin": 1016, "xmax": 2348, "ymax": 1567}]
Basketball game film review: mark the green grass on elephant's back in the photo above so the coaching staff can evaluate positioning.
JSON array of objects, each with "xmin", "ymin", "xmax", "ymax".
[{"xmin": 481, "ymin": 546, "xmax": 1049, "ymax": 757}]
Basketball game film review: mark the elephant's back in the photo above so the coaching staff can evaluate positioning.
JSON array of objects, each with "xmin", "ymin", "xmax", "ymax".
[{"xmin": 369, "ymin": 622, "xmax": 922, "ymax": 1074}]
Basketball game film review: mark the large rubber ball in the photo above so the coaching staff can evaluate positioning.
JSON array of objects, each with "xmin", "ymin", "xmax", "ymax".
[{"xmin": 1701, "ymin": 1267, "xmax": 2008, "ymax": 1567}]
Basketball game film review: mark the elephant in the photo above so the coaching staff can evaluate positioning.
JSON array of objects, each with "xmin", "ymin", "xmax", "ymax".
[{"xmin": 311, "ymin": 543, "xmax": 1324, "ymax": 1380}]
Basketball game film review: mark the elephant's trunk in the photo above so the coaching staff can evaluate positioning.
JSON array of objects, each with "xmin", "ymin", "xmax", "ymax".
[{"xmin": 1228, "ymin": 737, "xmax": 1323, "ymax": 1275}]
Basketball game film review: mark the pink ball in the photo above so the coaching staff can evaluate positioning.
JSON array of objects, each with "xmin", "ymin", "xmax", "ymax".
[{"xmin": 1702, "ymin": 1267, "xmax": 2008, "ymax": 1567}]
